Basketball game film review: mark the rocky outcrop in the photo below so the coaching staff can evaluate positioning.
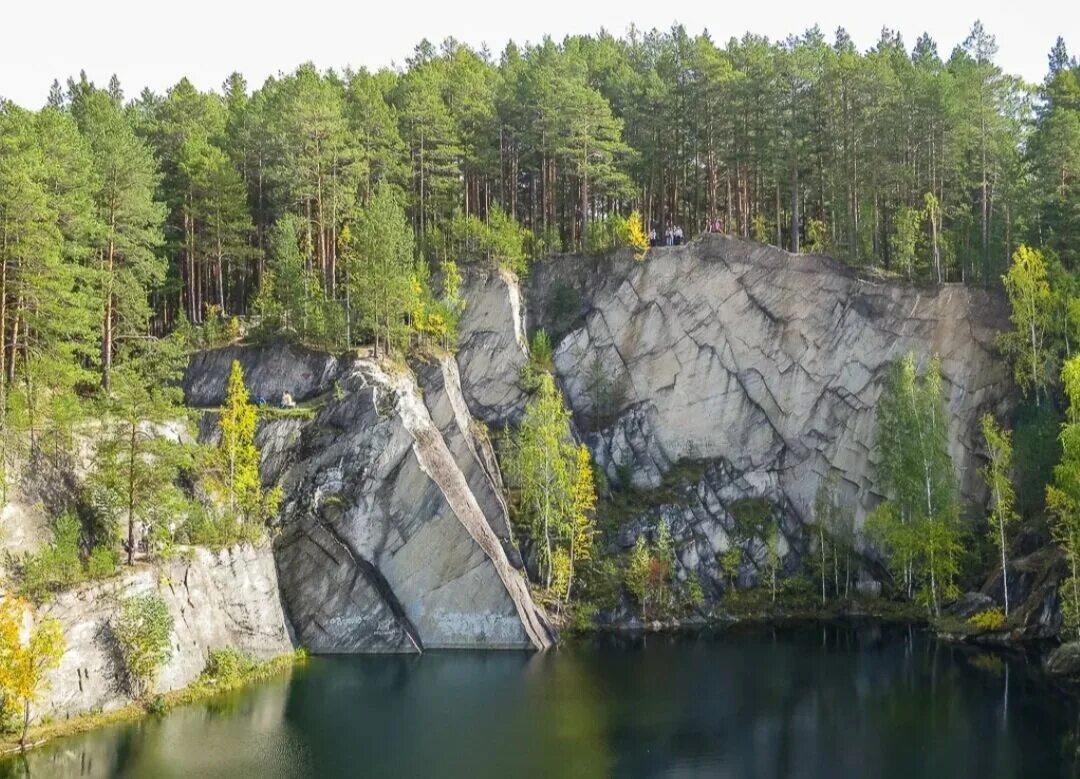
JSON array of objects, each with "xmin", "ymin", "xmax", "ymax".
[
  {"xmin": 530, "ymin": 236, "xmax": 1010, "ymax": 535},
  {"xmin": 455, "ymin": 268, "xmax": 530, "ymax": 427},
  {"xmin": 38, "ymin": 544, "xmax": 291, "ymax": 721},
  {"xmin": 608, "ymin": 460, "xmax": 801, "ymax": 601},
  {"xmin": 183, "ymin": 342, "xmax": 340, "ymax": 407},
  {"xmin": 266, "ymin": 358, "xmax": 552, "ymax": 652}
]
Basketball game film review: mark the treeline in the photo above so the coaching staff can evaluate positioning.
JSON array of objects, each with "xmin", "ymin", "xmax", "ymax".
[{"xmin": 3, "ymin": 24, "xmax": 1078, "ymax": 354}]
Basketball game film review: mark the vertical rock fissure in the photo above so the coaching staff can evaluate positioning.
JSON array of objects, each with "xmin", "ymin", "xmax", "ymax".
[
  {"xmin": 317, "ymin": 519, "xmax": 425, "ymax": 654},
  {"xmin": 392, "ymin": 373, "xmax": 554, "ymax": 650}
]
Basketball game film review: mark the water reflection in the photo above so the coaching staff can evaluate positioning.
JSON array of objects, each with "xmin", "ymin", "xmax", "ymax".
[{"xmin": 3, "ymin": 623, "xmax": 1079, "ymax": 778}]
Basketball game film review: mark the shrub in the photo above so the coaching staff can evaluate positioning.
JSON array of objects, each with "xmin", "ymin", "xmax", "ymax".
[
  {"xmin": 201, "ymin": 648, "xmax": 256, "ymax": 688},
  {"xmin": 685, "ymin": 572, "xmax": 705, "ymax": 609},
  {"xmin": 87, "ymin": 545, "xmax": 119, "ymax": 580},
  {"xmin": 20, "ymin": 513, "xmax": 84, "ymax": 600},
  {"xmin": 114, "ymin": 593, "xmax": 174, "ymax": 699},
  {"xmin": 968, "ymin": 607, "xmax": 1006, "ymax": 632}
]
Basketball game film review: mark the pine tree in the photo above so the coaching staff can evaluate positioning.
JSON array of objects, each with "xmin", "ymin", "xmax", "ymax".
[
  {"xmin": 69, "ymin": 77, "xmax": 166, "ymax": 390},
  {"xmin": 345, "ymin": 185, "xmax": 417, "ymax": 354},
  {"xmin": 90, "ymin": 335, "xmax": 193, "ymax": 564}
]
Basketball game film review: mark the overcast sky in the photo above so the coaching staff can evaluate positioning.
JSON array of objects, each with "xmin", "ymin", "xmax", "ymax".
[{"xmin": 3, "ymin": 0, "xmax": 1077, "ymax": 107}]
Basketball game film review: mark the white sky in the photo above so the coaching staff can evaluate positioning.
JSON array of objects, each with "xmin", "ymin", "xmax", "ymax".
[{"xmin": 3, "ymin": 0, "xmax": 1077, "ymax": 107}]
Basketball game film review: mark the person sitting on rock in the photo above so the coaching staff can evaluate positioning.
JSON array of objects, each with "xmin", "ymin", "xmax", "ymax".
[{"xmin": 280, "ymin": 391, "xmax": 296, "ymax": 409}]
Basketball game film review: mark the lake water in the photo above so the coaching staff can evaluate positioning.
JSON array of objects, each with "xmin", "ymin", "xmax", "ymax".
[{"xmin": 3, "ymin": 623, "xmax": 1078, "ymax": 778}]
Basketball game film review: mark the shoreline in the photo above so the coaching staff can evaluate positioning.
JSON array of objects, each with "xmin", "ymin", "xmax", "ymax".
[{"xmin": 0, "ymin": 650, "xmax": 306, "ymax": 758}]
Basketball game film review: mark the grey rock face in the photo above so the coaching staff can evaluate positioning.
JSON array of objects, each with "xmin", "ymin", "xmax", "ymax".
[
  {"xmin": 412, "ymin": 356, "xmax": 523, "ymax": 568},
  {"xmin": 39, "ymin": 545, "xmax": 291, "ymax": 721},
  {"xmin": 542, "ymin": 236, "xmax": 1011, "ymax": 531},
  {"xmin": 455, "ymin": 268, "xmax": 530, "ymax": 427},
  {"xmin": 271, "ymin": 359, "xmax": 552, "ymax": 652},
  {"xmin": 183, "ymin": 342, "xmax": 340, "ymax": 407}
]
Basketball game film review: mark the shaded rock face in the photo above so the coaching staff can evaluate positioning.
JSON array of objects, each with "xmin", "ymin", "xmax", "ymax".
[
  {"xmin": 981, "ymin": 544, "xmax": 1065, "ymax": 640},
  {"xmin": 268, "ymin": 358, "xmax": 552, "ymax": 652},
  {"xmin": 534, "ymin": 236, "xmax": 1010, "ymax": 534},
  {"xmin": 455, "ymin": 268, "xmax": 530, "ymax": 427},
  {"xmin": 183, "ymin": 342, "xmax": 340, "ymax": 407},
  {"xmin": 39, "ymin": 545, "xmax": 291, "ymax": 721}
]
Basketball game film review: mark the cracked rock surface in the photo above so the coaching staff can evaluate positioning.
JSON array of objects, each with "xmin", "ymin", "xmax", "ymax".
[
  {"xmin": 183, "ymin": 341, "xmax": 341, "ymax": 407},
  {"xmin": 455, "ymin": 268, "xmax": 531, "ymax": 427},
  {"xmin": 267, "ymin": 358, "xmax": 552, "ymax": 652},
  {"xmin": 39, "ymin": 545, "xmax": 291, "ymax": 720},
  {"xmin": 530, "ymin": 236, "xmax": 1011, "ymax": 531}
]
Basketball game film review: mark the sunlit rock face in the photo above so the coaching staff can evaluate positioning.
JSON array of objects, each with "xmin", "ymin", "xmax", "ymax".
[
  {"xmin": 527, "ymin": 235, "xmax": 1010, "ymax": 529},
  {"xmin": 40, "ymin": 545, "xmax": 292, "ymax": 721},
  {"xmin": 183, "ymin": 342, "xmax": 341, "ymax": 407},
  {"xmin": 451, "ymin": 236, "xmax": 1012, "ymax": 601},
  {"xmin": 455, "ymin": 268, "xmax": 531, "ymax": 428}
]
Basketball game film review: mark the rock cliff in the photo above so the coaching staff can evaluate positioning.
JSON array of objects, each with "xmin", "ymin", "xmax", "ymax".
[
  {"xmin": 458, "ymin": 236, "xmax": 1012, "ymax": 598},
  {"xmin": 262, "ymin": 356, "xmax": 552, "ymax": 652},
  {"xmin": 530, "ymin": 236, "xmax": 1009, "ymax": 520},
  {"xmin": 38, "ymin": 545, "xmax": 291, "ymax": 721}
]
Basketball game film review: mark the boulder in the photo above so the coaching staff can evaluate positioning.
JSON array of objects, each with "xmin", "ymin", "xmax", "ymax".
[{"xmin": 1046, "ymin": 642, "xmax": 1080, "ymax": 678}]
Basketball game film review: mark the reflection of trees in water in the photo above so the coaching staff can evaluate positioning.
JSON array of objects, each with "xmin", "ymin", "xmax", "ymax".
[{"xmin": 6, "ymin": 629, "xmax": 1080, "ymax": 777}]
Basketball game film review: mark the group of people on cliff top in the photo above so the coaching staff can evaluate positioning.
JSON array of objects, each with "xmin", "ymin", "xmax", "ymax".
[
  {"xmin": 649, "ymin": 219, "xmax": 726, "ymax": 247},
  {"xmin": 649, "ymin": 225, "xmax": 685, "ymax": 247}
]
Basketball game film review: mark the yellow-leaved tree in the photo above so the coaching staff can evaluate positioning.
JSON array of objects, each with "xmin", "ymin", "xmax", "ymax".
[
  {"xmin": 626, "ymin": 210, "xmax": 649, "ymax": 260},
  {"xmin": 0, "ymin": 597, "xmax": 65, "ymax": 747},
  {"xmin": 204, "ymin": 361, "xmax": 282, "ymax": 542}
]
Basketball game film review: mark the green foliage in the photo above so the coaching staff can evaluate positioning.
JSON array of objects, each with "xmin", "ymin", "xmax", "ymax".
[
  {"xmin": 202, "ymin": 361, "xmax": 281, "ymax": 539},
  {"xmin": 868, "ymin": 353, "xmax": 962, "ymax": 615},
  {"xmin": 200, "ymin": 648, "xmax": 257, "ymax": 688},
  {"xmin": 1048, "ymin": 356, "xmax": 1080, "ymax": 641},
  {"xmin": 20, "ymin": 513, "xmax": 84, "ymax": 601},
  {"xmin": 981, "ymin": 414, "xmax": 1019, "ymax": 615},
  {"xmin": 719, "ymin": 547, "xmax": 742, "ymax": 588},
  {"xmin": 113, "ymin": 593, "xmax": 174, "ymax": 699},
  {"xmin": 504, "ymin": 374, "xmax": 598, "ymax": 604},
  {"xmin": 448, "ymin": 207, "xmax": 531, "ymax": 277},
  {"xmin": 811, "ymin": 472, "xmax": 856, "ymax": 603},
  {"xmin": 86, "ymin": 545, "xmax": 119, "ymax": 580},
  {"xmin": 344, "ymin": 185, "xmax": 421, "ymax": 355},
  {"xmin": 1012, "ymin": 400, "xmax": 1061, "ymax": 516},
  {"xmin": 968, "ymin": 607, "xmax": 1006, "ymax": 632},
  {"xmin": 999, "ymin": 245, "xmax": 1055, "ymax": 405},
  {"xmin": 520, "ymin": 330, "xmax": 554, "ymax": 391},
  {"xmin": 88, "ymin": 334, "xmax": 195, "ymax": 565}
]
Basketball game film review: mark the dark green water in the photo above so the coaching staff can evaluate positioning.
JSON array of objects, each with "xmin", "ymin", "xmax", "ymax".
[{"xmin": 4, "ymin": 623, "xmax": 1079, "ymax": 778}]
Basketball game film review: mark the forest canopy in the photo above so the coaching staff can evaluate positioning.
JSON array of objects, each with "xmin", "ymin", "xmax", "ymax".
[{"xmin": 3, "ymin": 22, "xmax": 1078, "ymax": 349}]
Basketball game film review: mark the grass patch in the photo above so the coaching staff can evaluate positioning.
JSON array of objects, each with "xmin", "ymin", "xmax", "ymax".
[{"xmin": 0, "ymin": 649, "xmax": 306, "ymax": 756}]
